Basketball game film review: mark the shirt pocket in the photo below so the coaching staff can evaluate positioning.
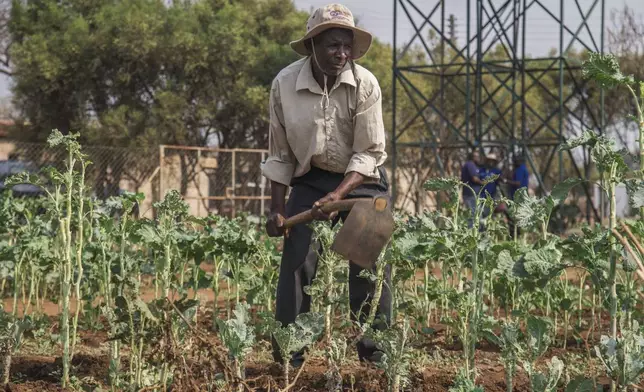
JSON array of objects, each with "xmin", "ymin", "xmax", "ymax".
[{"xmin": 334, "ymin": 95, "xmax": 355, "ymax": 147}]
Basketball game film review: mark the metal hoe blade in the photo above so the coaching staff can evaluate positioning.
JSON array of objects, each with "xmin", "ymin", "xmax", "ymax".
[{"xmin": 330, "ymin": 196, "xmax": 394, "ymax": 269}]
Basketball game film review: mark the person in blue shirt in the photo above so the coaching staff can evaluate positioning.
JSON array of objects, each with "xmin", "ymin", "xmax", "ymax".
[
  {"xmin": 505, "ymin": 155, "xmax": 530, "ymax": 199},
  {"xmin": 479, "ymin": 153, "xmax": 503, "ymax": 221},
  {"xmin": 480, "ymin": 153, "xmax": 502, "ymax": 199},
  {"xmin": 460, "ymin": 151, "xmax": 484, "ymax": 228},
  {"xmin": 501, "ymin": 155, "xmax": 529, "ymax": 237}
]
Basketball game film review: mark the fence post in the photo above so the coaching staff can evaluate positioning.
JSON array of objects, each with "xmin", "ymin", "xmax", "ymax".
[
  {"xmin": 260, "ymin": 151, "xmax": 266, "ymax": 218},
  {"xmin": 231, "ymin": 150, "xmax": 236, "ymax": 218},
  {"xmin": 159, "ymin": 145, "xmax": 165, "ymax": 201}
]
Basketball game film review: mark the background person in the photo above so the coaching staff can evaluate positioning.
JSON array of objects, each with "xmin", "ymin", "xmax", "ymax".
[
  {"xmin": 502, "ymin": 154, "xmax": 530, "ymax": 237},
  {"xmin": 479, "ymin": 153, "xmax": 503, "ymax": 220}
]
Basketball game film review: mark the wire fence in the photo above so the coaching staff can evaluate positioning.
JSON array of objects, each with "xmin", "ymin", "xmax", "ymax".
[
  {"xmin": 3, "ymin": 139, "xmax": 629, "ymax": 222},
  {"xmin": 159, "ymin": 145, "xmax": 269, "ymax": 219},
  {"xmin": 0, "ymin": 140, "xmax": 270, "ymax": 219}
]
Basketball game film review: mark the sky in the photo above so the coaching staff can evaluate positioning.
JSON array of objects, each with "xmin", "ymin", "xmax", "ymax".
[
  {"xmin": 0, "ymin": 0, "xmax": 641, "ymax": 100},
  {"xmin": 294, "ymin": 0, "xmax": 643, "ymax": 56}
]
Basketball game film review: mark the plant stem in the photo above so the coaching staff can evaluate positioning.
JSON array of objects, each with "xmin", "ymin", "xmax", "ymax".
[
  {"xmin": 60, "ymin": 148, "xmax": 75, "ymax": 388},
  {"xmin": 283, "ymin": 356, "xmax": 290, "ymax": 387},
  {"xmin": 607, "ymin": 165, "xmax": 618, "ymax": 392},
  {"xmin": 424, "ymin": 261, "xmax": 430, "ymax": 326},
  {"xmin": 578, "ymin": 272, "xmax": 586, "ymax": 329},
  {"xmin": 1, "ymin": 338, "xmax": 12, "ymax": 387},
  {"xmin": 364, "ymin": 255, "xmax": 386, "ymax": 331},
  {"xmin": 164, "ymin": 243, "xmax": 172, "ymax": 298},
  {"xmin": 12, "ymin": 252, "xmax": 25, "ymax": 317},
  {"xmin": 71, "ymin": 162, "xmax": 86, "ymax": 361},
  {"xmin": 608, "ymin": 173, "xmax": 618, "ymax": 340}
]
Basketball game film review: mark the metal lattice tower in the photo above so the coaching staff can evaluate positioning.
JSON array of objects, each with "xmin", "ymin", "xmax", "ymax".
[{"xmin": 392, "ymin": 0, "xmax": 606, "ymax": 220}]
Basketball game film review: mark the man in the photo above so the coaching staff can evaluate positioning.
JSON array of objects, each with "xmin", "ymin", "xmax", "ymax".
[
  {"xmin": 460, "ymin": 151, "xmax": 484, "ymax": 228},
  {"xmin": 480, "ymin": 153, "xmax": 502, "ymax": 200},
  {"xmin": 261, "ymin": 4, "xmax": 391, "ymax": 367},
  {"xmin": 505, "ymin": 155, "xmax": 530, "ymax": 200}
]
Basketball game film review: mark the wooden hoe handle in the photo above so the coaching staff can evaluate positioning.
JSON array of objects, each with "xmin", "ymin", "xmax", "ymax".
[{"xmin": 283, "ymin": 198, "xmax": 372, "ymax": 228}]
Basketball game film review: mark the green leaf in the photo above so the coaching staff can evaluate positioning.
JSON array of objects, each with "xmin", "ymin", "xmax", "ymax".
[
  {"xmin": 495, "ymin": 250, "xmax": 515, "ymax": 279},
  {"xmin": 565, "ymin": 376, "xmax": 595, "ymax": 392},
  {"xmin": 137, "ymin": 224, "xmax": 162, "ymax": 246},
  {"xmin": 560, "ymin": 298, "xmax": 573, "ymax": 312},
  {"xmin": 559, "ymin": 131, "xmax": 596, "ymax": 151},
  {"xmin": 549, "ymin": 178, "xmax": 583, "ymax": 207},
  {"xmin": 423, "ymin": 177, "xmax": 461, "ymax": 193},
  {"xmin": 526, "ymin": 315, "xmax": 553, "ymax": 359},
  {"xmin": 513, "ymin": 188, "xmax": 546, "ymax": 228},
  {"xmin": 134, "ymin": 298, "xmax": 158, "ymax": 322},
  {"xmin": 216, "ymin": 302, "xmax": 255, "ymax": 360},
  {"xmin": 625, "ymin": 179, "xmax": 644, "ymax": 209},
  {"xmin": 590, "ymin": 139, "xmax": 630, "ymax": 178},
  {"xmin": 4, "ymin": 172, "xmax": 44, "ymax": 188},
  {"xmin": 482, "ymin": 173, "xmax": 499, "ymax": 185},
  {"xmin": 582, "ymin": 52, "xmax": 635, "ymax": 88},
  {"xmin": 271, "ymin": 312, "xmax": 324, "ymax": 358},
  {"xmin": 523, "ymin": 245, "xmax": 563, "ymax": 276}
]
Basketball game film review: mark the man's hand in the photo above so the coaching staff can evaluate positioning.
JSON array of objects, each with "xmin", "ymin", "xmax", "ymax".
[
  {"xmin": 266, "ymin": 212, "xmax": 287, "ymax": 237},
  {"xmin": 311, "ymin": 192, "xmax": 341, "ymax": 221},
  {"xmin": 267, "ymin": 181, "xmax": 288, "ymax": 237}
]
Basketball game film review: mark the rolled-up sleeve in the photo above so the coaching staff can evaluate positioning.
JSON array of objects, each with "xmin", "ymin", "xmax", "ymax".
[
  {"xmin": 345, "ymin": 78, "xmax": 387, "ymax": 179},
  {"xmin": 261, "ymin": 80, "xmax": 295, "ymax": 186}
]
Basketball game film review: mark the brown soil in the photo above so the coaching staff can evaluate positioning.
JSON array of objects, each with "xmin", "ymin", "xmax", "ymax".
[
  {"xmin": 1, "ymin": 264, "xmax": 634, "ymax": 391},
  {"xmin": 4, "ymin": 308, "xmax": 621, "ymax": 392}
]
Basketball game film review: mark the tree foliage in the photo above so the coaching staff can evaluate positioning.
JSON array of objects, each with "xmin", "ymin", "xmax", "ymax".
[{"xmin": 8, "ymin": 0, "xmax": 309, "ymax": 149}]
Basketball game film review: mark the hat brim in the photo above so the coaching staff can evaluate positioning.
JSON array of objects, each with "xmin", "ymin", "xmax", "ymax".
[{"xmin": 290, "ymin": 22, "xmax": 373, "ymax": 60}]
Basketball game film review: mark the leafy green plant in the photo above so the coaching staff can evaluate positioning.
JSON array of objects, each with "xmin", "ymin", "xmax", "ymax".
[
  {"xmin": 594, "ymin": 319, "xmax": 644, "ymax": 391},
  {"xmin": 510, "ymin": 178, "xmax": 582, "ymax": 240},
  {"xmin": 304, "ymin": 221, "xmax": 346, "ymax": 343},
  {"xmin": 215, "ymin": 302, "xmax": 255, "ymax": 392},
  {"xmin": 560, "ymin": 131, "xmax": 634, "ymax": 343},
  {"xmin": 582, "ymin": 52, "xmax": 643, "ymax": 218},
  {"xmin": 448, "ymin": 368, "xmax": 484, "ymax": 392},
  {"xmin": 270, "ymin": 312, "xmax": 324, "ymax": 388},
  {"xmin": 523, "ymin": 356, "xmax": 564, "ymax": 392},
  {"xmin": 6, "ymin": 130, "xmax": 90, "ymax": 387},
  {"xmin": 0, "ymin": 311, "xmax": 32, "ymax": 387},
  {"xmin": 483, "ymin": 318, "xmax": 522, "ymax": 392},
  {"xmin": 367, "ymin": 319, "xmax": 413, "ymax": 392},
  {"xmin": 324, "ymin": 335, "xmax": 347, "ymax": 392}
]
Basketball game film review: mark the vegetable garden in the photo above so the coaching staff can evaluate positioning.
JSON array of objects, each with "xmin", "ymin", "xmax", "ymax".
[{"xmin": 0, "ymin": 55, "xmax": 642, "ymax": 392}]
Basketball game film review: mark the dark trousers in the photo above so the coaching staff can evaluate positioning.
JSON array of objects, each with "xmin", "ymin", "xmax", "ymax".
[{"xmin": 272, "ymin": 166, "xmax": 392, "ymax": 364}]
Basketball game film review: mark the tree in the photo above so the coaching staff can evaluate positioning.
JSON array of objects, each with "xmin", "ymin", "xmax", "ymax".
[{"xmin": 7, "ymin": 0, "xmax": 308, "ymax": 196}]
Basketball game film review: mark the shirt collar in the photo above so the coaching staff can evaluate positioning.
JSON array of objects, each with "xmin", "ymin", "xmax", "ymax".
[{"xmin": 296, "ymin": 56, "xmax": 357, "ymax": 94}]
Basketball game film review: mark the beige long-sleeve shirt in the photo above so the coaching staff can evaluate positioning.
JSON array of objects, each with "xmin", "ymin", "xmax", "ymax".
[{"xmin": 261, "ymin": 57, "xmax": 387, "ymax": 186}]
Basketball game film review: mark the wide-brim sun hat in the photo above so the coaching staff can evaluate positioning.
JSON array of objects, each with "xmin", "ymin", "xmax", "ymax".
[{"xmin": 290, "ymin": 4, "xmax": 373, "ymax": 60}]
